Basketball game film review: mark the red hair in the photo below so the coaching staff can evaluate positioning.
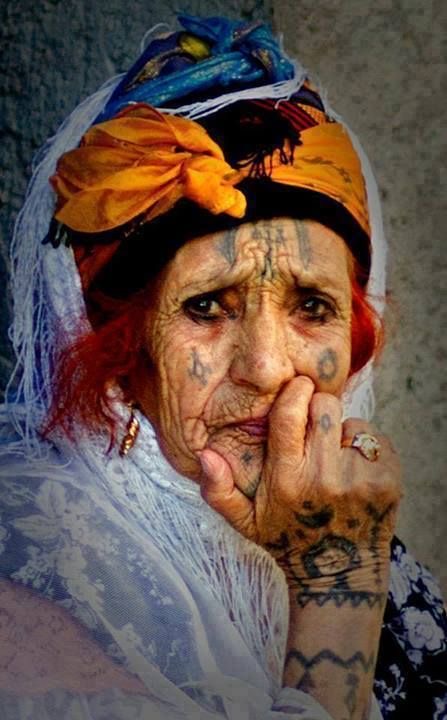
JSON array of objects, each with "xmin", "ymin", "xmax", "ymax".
[
  {"xmin": 45, "ymin": 257, "xmax": 384, "ymax": 445},
  {"xmin": 350, "ymin": 259, "xmax": 384, "ymax": 375},
  {"xmin": 44, "ymin": 298, "xmax": 147, "ymax": 445}
]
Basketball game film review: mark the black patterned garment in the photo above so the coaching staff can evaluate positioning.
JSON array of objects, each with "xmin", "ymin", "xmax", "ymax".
[{"xmin": 374, "ymin": 538, "xmax": 447, "ymax": 719}]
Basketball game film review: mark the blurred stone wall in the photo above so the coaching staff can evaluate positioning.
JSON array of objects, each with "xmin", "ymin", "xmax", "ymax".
[{"xmin": 1, "ymin": 0, "xmax": 445, "ymax": 594}]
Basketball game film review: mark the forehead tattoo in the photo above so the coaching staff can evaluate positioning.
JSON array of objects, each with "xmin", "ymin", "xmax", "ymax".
[
  {"xmin": 294, "ymin": 220, "xmax": 312, "ymax": 270},
  {"xmin": 249, "ymin": 221, "xmax": 288, "ymax": 280},
  {"xmin": 216, "ymin": 228, "xmax": 237, "ymax": 266}
]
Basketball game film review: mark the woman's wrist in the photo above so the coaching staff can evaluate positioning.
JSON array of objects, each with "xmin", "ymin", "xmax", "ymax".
[
  {"xmin": 283, "ymin": 561, "xmax": 388, "ymax": 720},
  {"xmin": 277, "ymin": 546, "xmax": 391, "ymax": 609}
]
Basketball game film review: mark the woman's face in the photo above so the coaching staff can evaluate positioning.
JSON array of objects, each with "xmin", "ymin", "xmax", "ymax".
[{"xmin": 131, "ymin": 218, "xmax": 353, "ymax": 495}]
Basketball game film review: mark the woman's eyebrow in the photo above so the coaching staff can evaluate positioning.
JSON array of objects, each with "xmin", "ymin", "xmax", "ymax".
[
  {"xmin": 176, "ymin": 272, "xmax": 235, "ymax": 296},
  {"xmin": 179, "ymin": 261, "xmax": 351, "ymax": 292},
  {"xmin": 176, "ymin": 257, "xmax": 252, "ymax": 293},
  {"xmin": 291, "ymin": 268, "xmax": 351, "ymax": 295}
]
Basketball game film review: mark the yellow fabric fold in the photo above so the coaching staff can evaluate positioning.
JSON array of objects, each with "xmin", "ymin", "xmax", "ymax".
[
  {"xmin": 267, "ymin": 123, "xmax": 369, "ymax": 237},
  {"xmin": 51, "ymin": 105, "xmax": 247, "ymax": 232},
  {"xmin": 50, "ymin": 103, "xmax": 369, "ymax": 238}
]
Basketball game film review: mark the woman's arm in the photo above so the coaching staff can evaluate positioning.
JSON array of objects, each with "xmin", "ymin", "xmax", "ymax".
[
  {"xmin": 283, "ymin": 558, "xmax": 388, "ymax": 719},
  {"xmin": 200, "ymin": 376, "xmax": 401, "ymax": 720}
]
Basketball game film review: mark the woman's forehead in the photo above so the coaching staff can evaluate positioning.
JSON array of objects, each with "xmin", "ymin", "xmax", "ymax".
[{"xmin": 166, "ymin": 218, "xmax": 352, "ymax": 292}]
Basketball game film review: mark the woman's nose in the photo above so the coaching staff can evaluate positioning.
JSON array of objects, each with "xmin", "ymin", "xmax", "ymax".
[{"xmin": 229, "ymin": 310, "xmax": 296, "ymax": 394}]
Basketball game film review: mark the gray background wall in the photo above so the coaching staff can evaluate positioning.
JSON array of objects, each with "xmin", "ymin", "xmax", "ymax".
[{"xmin": 1, "ymin": 0, "xmax": 445, "ymax": 595}]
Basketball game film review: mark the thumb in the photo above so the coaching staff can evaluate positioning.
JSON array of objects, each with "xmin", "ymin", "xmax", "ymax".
[{"xmin": 199, "ymin": 449, "xmax": 255, "ymax": 538}]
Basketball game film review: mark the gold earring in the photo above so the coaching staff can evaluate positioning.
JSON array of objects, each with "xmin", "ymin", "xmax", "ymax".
[{"xmin": 119, "ymin": 404, "xmax": 140, "ymax": 457}]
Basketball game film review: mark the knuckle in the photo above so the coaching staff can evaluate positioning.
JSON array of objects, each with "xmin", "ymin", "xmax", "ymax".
[
  {"xmin": 365, "ymin": 469, "xmax": 403, "ymax": 505},
  {"xmin": 328, "ymin": 483, "xmax": 349, "ymax": 502}
]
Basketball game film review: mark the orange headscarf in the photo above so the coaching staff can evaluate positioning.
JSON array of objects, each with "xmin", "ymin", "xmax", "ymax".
[
  {"xmin": 49, "ymin": 100, "xmax": 369, "ymax": 289},
  {"xmin": 51, "ymin": 102, "xmax": 369, "ymax": 234},
  {"xmin": 51, "ymin": 105, "xmax": 246, "ymax": 232}
]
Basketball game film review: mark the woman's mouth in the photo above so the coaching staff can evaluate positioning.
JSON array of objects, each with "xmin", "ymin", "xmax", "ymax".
[{"xmin": 232, "ymin": 417, "xmax": 269, "ymax": 438}]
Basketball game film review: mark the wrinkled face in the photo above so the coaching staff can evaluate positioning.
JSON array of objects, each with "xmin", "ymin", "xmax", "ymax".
[{"xmin": 131, "ymin": 218, "xmax": 353, "ymax": 494}]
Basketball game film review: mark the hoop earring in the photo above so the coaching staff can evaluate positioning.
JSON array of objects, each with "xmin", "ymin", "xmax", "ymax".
[{"xmin": 119, "ymin": 404, "xmax": 140, "ymax": 457}]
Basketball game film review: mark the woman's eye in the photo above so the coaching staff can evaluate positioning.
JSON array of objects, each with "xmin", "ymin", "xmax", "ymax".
[
  {"xmin": 298, "ymin": 296, "xmax": 335, "ymax": 321},
  {"xmin": 184, "ymin": 294, "xmax": 223, "ymax": 321}
]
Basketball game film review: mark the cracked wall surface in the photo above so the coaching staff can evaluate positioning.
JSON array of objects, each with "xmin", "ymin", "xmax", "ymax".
[{"xmin": 1, "ymin": 0, "xmax": 446, "ymax": 595}]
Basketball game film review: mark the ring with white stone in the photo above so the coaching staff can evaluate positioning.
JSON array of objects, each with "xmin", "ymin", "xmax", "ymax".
[{"xmin": 342, "ymin": 432, "xmax": 381, "ymax": 462}]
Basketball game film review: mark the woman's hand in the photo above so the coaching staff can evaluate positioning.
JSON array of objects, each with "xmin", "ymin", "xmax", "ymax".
[
  {"xmin": 200, "ymin": 376, "xmax": 402, "ymax": 718},
  {"xmin": 199, "ymin": 375, "xmax": 402, "ymax": 594}
]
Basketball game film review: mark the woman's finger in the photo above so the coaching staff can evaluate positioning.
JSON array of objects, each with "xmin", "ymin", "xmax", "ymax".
[
  {"xmin": 267, "ymin": 375, "xmax": 315, "ymax": 464},
  {"xmin": 263, "ymin": 376, "xmax": 314, "ymax": 504},
  {"xmin": 305, "ymin": 392, "xmax": 343, "ymax": 487},
  {"xmin": 199, "ymin": 449, "xmax": 256, "ymax": 538}
]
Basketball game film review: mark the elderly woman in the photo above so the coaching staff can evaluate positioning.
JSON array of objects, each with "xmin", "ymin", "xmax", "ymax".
[{"xmin": 0, "ymin": 14, "xmax": 445, "ymax": 720}]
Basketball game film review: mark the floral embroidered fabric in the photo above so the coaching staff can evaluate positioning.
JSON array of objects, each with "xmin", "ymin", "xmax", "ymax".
[{"xmin": 374, "ymin": 538, "xmax": 447, "ymax": 718}]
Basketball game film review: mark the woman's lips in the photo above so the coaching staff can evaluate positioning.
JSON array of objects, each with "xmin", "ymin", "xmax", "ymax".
[{"xmin": 232, "ymin": 418, "xmax": 269, "ymax": 438}]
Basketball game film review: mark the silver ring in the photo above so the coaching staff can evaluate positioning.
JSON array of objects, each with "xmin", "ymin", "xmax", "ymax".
[{"xmin": 342, "ymin": 432, "xmax": 381, "ymax": 462}]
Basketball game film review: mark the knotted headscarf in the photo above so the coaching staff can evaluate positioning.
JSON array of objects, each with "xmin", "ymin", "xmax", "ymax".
[{"xmin": 46, "ymin": 13, "xmax": 370, "ymax": 291}]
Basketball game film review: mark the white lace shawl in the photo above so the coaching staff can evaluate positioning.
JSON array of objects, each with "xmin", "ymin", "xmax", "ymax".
[{"xmin": 0, "ymin": 45, "xmax": 386, "ymax": 720}]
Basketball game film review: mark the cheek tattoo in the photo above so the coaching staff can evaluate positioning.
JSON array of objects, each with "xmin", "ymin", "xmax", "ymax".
[
  {"xmin": 188, "ymin": 348, "xmax": 213, "ymax": 387},
  {"xmin": 317, "ymin": 349, "xmax": 338, "ymax": 382}
]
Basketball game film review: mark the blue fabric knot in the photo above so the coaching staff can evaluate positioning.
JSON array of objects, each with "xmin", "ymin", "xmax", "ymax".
[{"xmin": 96, "ymin": 14, "xmax": 295, "ymax": 123}]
